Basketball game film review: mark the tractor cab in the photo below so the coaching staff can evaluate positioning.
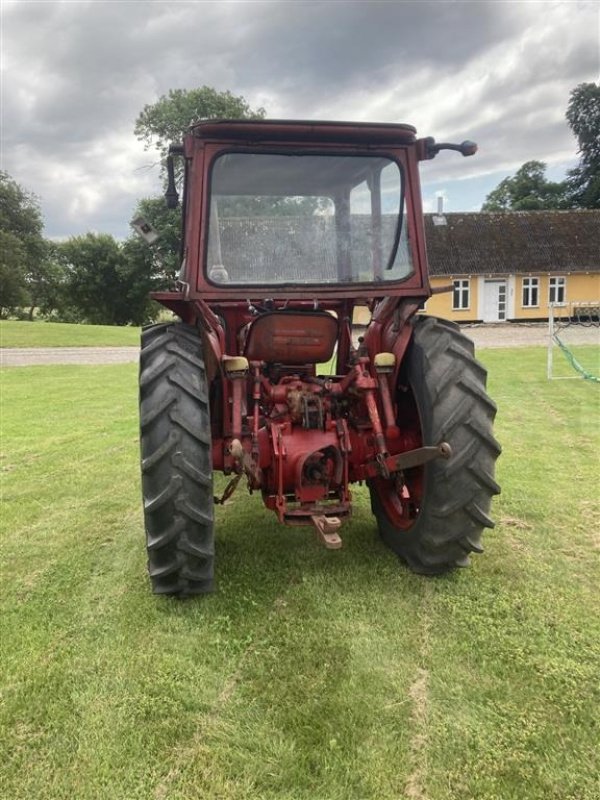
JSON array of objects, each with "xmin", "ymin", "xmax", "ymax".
[{"xmin": 158, "ymin": 119, "xmax": 476, "ymax": 301}]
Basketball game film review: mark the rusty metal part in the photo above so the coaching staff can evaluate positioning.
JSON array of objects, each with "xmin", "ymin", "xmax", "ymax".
[
  {"xmin": 302, "ymin": 393, "xmax": 324, "ymax": 429},
  {"xmin": 311, "ymin": 515, "xmax": 343, "ymax": 549},
  {"xmin": 229, "ymin": 437, "xmax": 262, "ymax": 489},
  {"xmin": 376, "ymin": 452, "xmax": 391, "ymax": 480},
  {"xmin": 214, "ymin": 473, "xmax": 242, "ymax": 505},
  {"xmin": 393, "ymin": 441, "xmax": 451, "ymax": 470},
  {"xmin": 363, "ymin": 441, "xmax": 452, "ymax": 479}
]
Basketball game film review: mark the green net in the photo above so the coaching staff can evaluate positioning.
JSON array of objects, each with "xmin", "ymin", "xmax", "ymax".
[
  {"xmin": 548, "ymin": 302, "xmax": 600, "ymax": 381},
  {"xmin": 552, "ymin": 332, "xmax": 600, "ymax": 383}
]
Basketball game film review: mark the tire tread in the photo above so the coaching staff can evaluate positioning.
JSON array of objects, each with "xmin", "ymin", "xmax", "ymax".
[{"xmin": 140, "ymin": 322, "xmax": 215, "ymax": 596}]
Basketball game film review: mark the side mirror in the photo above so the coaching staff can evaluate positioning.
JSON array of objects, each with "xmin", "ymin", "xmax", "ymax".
[
  {"xmin": 418, "ymin": 137, "xmax": 478, "ymax": 160},
  {"xmin": 456, "ymin": 140, "xmax": 477, "ymax": 157},
  {"xmin": 165, "ymin": 144, "xmax": 184, "ymax": 208}
]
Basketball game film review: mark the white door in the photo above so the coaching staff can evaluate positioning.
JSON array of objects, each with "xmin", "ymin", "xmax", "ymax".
[{"xmin": 482, "ymin": 280, "xmax": 507, "ymax": 323}]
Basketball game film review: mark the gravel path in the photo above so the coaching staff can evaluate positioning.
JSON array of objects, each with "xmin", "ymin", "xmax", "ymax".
[
  {"xmin": 460, "ymin": 322, "xmax": 599, "ymax": 349},
  {"xmin": 0, "ymin": 347, "xmax": 140, "ymax": 367},
  {"xmin": 1, "ymin": 324, "xmax": 598, "ymax": 366}
]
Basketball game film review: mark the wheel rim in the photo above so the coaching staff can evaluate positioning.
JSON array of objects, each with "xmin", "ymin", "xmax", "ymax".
[
  {"xmin": 372, "ymin": 466, "xmax": 424, "ymax": 530},
  {"xmin": 373, "ymin": 375, "xmax": 425, "ymax": 531}
]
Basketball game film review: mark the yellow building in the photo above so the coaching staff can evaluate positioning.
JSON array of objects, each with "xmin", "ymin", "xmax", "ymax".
[{"xmin": 423, "ymin": 210, "xmax": 600, "ymax": 323}]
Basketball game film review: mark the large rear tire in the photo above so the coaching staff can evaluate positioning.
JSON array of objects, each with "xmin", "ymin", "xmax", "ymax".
[
  {"xmin": 139, "ymin": 322, "xmax": 215, "ymax": 596},
  {"xmin": 369, "ymin": 315, "xmax": 501, "ymax": 574}
]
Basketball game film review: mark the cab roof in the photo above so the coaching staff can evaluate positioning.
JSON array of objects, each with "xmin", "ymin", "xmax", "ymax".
[{"xmin": 188, "ymin": 119, "xmax": 417, "ymax": 145}]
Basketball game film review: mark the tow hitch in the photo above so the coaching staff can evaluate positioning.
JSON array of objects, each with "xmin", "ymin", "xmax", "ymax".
[{"xmin": 311, "ymin": 515, "xmax": 343, "ymax": 550}]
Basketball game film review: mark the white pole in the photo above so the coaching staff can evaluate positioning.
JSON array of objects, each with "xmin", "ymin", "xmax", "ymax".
[{"xmin": 547, "ymin": 303, "xmax": 554, "ymax": 380}]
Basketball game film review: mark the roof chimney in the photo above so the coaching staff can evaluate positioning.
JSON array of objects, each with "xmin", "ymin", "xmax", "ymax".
[{"xmin": 433, "ymin": 194, "xmax": 447, "ymax": 226}]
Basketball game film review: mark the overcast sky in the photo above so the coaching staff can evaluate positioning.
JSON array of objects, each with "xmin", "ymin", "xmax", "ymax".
[{"xmin": 2, "ymin": 0, "xmax": 598, "ymax": 240}]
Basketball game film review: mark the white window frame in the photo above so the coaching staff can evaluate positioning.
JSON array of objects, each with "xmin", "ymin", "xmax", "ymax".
[
  {"xmin": 548, "ymin": 276, "xmax": 566, "ymax": 306},
  {"xmin": 522, "ymin": 277, "xmax": 539, "ymax": 308},
  {"xmin": 452, "ymin": 278, "xmax": 470, "ymax": 311}
]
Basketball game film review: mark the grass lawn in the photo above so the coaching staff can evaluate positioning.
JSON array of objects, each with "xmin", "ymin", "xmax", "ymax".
[
  {"xmin": 0, "ymin": 320, "xmax": 140, "ymax": 348},
  {"xmin": 1, "ymin": 347, "xmax": 599, "ymax": 799}
]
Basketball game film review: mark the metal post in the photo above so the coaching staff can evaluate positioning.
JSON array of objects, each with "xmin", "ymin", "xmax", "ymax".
[{"xmin": 547, "ymin": 303, "xmax": 554, "ymax": 380}]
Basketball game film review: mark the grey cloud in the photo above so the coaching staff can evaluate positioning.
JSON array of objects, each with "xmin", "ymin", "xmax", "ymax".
[
  {"xmin": 3, "ymin": 0, "xmax": 519, "ymax": 137},
  {"xmin": 229, "ymin": 2, "xmax": 517, "ymax": 91},
  {"xmin": 2, "ymin": 0, "xmax": 598, "ymax": 238}
]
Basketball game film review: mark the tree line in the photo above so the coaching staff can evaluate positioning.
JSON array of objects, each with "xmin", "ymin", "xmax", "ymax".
[
  {"xmin": 1, "ymin": 183, "xmax": 149, "ymax": 324},
  {"xmin": 1, "ymin": 83, "xmax": 597, "ymax": 324}
]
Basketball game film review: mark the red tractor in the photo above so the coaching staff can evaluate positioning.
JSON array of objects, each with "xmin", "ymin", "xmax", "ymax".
[{"xmin": 139, "ymin": 119, "xmax": 500, "ymax": 596}]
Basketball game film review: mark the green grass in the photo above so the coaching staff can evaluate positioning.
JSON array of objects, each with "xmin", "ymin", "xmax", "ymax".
[
  {"xmin": 1, "ymin": 347, "xmax": 599, "ymax": 799},
  {"xmin": 0, "ymin": 320, "xmax": 141, "ymax": 348}
]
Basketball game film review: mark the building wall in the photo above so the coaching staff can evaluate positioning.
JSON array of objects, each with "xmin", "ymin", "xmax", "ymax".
[
  {"xmin": 425, "ymin": 278, "xmax": 479, "ymax": 321},
  {"xmin": 425, "ymin": 272, "xmax": 599, "ymax": 322},
  {"xmin": 509, "ymin": 273, "xmax": 600, "ymax": 320}
]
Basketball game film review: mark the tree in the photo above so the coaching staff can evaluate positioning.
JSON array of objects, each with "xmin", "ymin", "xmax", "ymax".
[
  {"xmin": 134, "ymin": 86, "xmax": 265, "ymax": 171},
  {"xmin": 0, "ymin": 171, "xmax": 44, "ymax": 256},
  {"xmin": 482, "ymin": 161, "xmax": 568, "ymax": 212},
  {"xmin": 58, "ymin": 233, "xmax": 157, "ymax": 326},
  {"xmin": 58, "ymin": 233, "xmax": 123, "ymax": 324},
  {"xmin": 30, "ymin": 241, "xmax": 69, "ymax": 318},
  {"xmin": 22, "ymin": 241, "xmax": 71, "ymax": 320},
  {"xmin": 0, "ymin": 171, "xmax": 48, "ymax": 317},
  {"xmin": 0, "ymin": 231, "xmax": 29, "ymax": 317},
  {"xmin": 565, "ymin": 82, "xmax": 600, "ymax": 209}
]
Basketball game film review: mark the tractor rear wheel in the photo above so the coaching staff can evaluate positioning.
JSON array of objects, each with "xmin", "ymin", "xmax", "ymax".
[
  {"xmin": 139, "ymin": 322, "xmax": 214, "ymax": 596},
  {"xmin": 369, "ymin": 315, "xmax": 501, "ymax": 574}
]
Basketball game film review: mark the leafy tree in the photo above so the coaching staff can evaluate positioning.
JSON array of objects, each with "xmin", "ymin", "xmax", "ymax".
[
  {"xmin": 58, "ymin": 233, "xmax": 122, "ymax": 324},
  {"xmin": 0, "ymin": 171, "xmax": 44, "ymax": 256},
  {"xmin": 119, "ymin": 236, "xmax": 164, "ymax": 325},
  {"xmin": 0, "ymin": 230, "xmax": 29, "ymax": 317},
  {"xmin": 0, "ymin": 171, "xmax": 49, "ymax": 317},
  {"xmin": 31, "ymin": 242, "xmax": 71, "ymax": 319},
  {"xmin": 565, "ymin": 82, "xmax": 600, "ymax": 209},
  {"xmin": 134, "ymin": 86, "xmax": 265, "ymax": 171},
  {"xmin": 482, "ymin": 161, "xmax": 568, "ymax": 211},
  {"xmin": 58, "ymin": 233, "xmax": 157, "ymax": 326},
  {"xmin": 22, "ymin": 241, "xmax": 71, "ymax": 320}
]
